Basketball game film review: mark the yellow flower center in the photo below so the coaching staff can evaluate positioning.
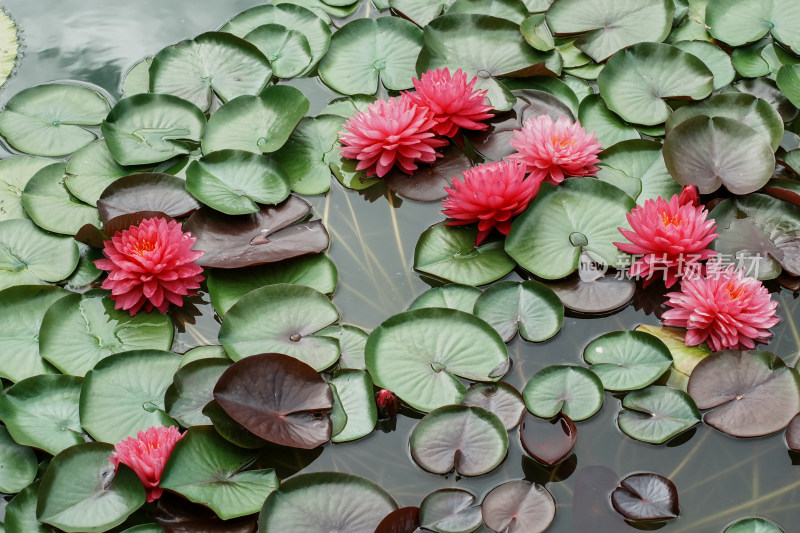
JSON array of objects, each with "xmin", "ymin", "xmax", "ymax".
[
  {"xmin": 726, "ymin": 282, "xmax": 745, "ymax": 300},
  {"xmin": 132, "ymin": 239, "xmax": 156, "ymax": 256},
  {"xmin": 551, "ymin": 135, "xmax": 575, "ymax": 149},
  {"xmin": 660, "ymin": 212, "xmax": 682, "ymax": 227}
]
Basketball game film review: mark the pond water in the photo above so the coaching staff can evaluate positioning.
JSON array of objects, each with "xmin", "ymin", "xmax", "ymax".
[{"xmin": 2, "ymin": 1, "xmax": 800, "ymax": 532}]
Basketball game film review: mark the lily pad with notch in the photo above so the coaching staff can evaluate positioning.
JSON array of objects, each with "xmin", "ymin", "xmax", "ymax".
[
  {"xmin": 330, "ymin": 370, "xmax": 378, "ymax": 443},
  {"xmin": 673, "ymin": 40, "xmax": 736, "ymax": 90},
  {"xmin": 0, "ymin": 218, "xmax": 79, "ymax": 291},
  {"xmin": 481, "ymin": 480, "xmax": 555, "ymax": 533},
  {"xmin": 577, "ymin": 94, "xmax": 639, "ymax": 149},
  {"xmin": 0, "ymin": 156, "xmax": 55, "ymax": 221},
  {"xmin": 244, "ymin": 24, "xmax": 312, "ymax": 79},
  {"xmin": 375, "ymin": 506, "xmax": 421, "ymax": 533},
  {"xmin": 583, "ymin": 330, "xmax": 673, "ymax": 391},
  {"xmin": 724, "ymin": 518, "xmax": 786, "ymax": 533},
  {"xmin": 319, "ymin": 324, "xmax": 368, "ymax": 370},
  {"xmin": 218, "ymin": 284, "xmax": 339, "ymax": 370},
  {"xmin": 523, "ymin": 365, "xmax": 604, "ymax": 421},
  {"xmin": 595, "ymin": 139, "xmax": 683, "ymax": 204},
  {"xmin": 473, "ymin": 280, "xmax": 564, "ymax": 343},
  {"xmin": 21, "ymin": 162, "xmax": 101, "ymax": 235},
  {"xmin": 618, "ymin": 385, "xmax": 701, "ymax": 444},
  {"xmin": 0, "ymin": 424, "xmax": 37, "ymax": 493},
  {"xmin": 408, "ymin": 284, "xmax": 483, "ymax": 313},
  {"xmin": 96, "ymin": 172, "xmax": 200, "ymax": 224},
  {"xmin": 410, "ymin": 405, "xmax": 508, "ymax": 476},
  {"xmin": 611, "ymin": 472, "xmax": 679, "ymax": 522},
  {"xmin": 520, "ymin": 411, "xmax": 577, "ymax": 466},
  {"xmin": 384, "ymin": 143, "xmax": 472, "ymax": 202},
  {"xmin": 165, "ymin": 358, "xmax": 231, "ymax": 427},
  {"xmin": 366, "ymin": 307, "xmax": 509, "ymax": 412},
  {"xmin": 734, "ymin": 77, "xmax": 798, "ymax": 123},
  {"xmin": 544, "ymin": 252, "xmax": 636, "ymax": 313},
  {"xmin": 460, "ymin": 382, "xmax": 525, "ymax": 430},
  {"xmin": 185, "ymin": 194, "xmax": 329, "ymax": 269},
  {"xmin": 688, "ymin": 350, "xmax": 800, "ymax": 438},
  {"xmin": 419, "ymin": 488, "xmax": 483, "ymax": 533},
  {"xmin": 65, "ymin": 141, "xmax": 153, "ymax": 207},
  {"xmin": 706, "ymin": 0, "xmax": 800, "ymax": 55},
  {"xmin": 635, "ymin": 324, "xmax": 711, "ymax": 377}
]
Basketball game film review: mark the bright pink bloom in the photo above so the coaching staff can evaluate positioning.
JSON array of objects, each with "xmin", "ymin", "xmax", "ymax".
[
  {"xmin": 614, "ymin": 193, "xmax": 718, "ymax": 288},
  {"xmin": 111, "ymin": 425, "xmax": 184, "ymax": 502},
  {"xmin": 404, "ymin": 68, "xmax": 493, "ymax": 137},
  {"xmin": 441, "ymin": 160, "xmax": 542, "ymax": 245},
  {"xmin": 339, "ymin": 96, "xmax": 448, "ymax": 178},
  {"xmin": 507, "ymin": 115, "xmax": 602, "ymax": 185},
  {"xmin": 95, "ymin": 217, "xmax": 204, "ymax": 315},
  {"xmin": 662, "ymin": 266, "xmax": 780, "ymax": 351}
]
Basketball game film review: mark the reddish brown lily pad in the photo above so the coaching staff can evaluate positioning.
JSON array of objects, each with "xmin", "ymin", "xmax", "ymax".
[
  {"xmin": 97, "ymin": 173, "xmax": 201, "ymax": 224},
  {"xmin": 213, "ymin": 353, "xmax": 333, "ymax": 449},
  {"xmin": 786, "ymin": 414, "xmax": 800, "ymax": 451},
  {"xmin": 384, "ymin": 144, "xmax": 472, "ymax": 202},
  {"xmin": 184, "ymin": 194, "xmax": 329, "ymax": 268},
  {"xmin": 520, "ymin": 411, "xmax": 577, "ymax": 467},
  {"xmin": 374, "ymin": 507, "xmax": 422, "ymax": 533},
  {"xmin": 611, "ymin": 473, "xmax": 679, "ymax": 522},
  {"xmin": 156, "ymin": 492, "xmax": 257, "ymax": 533}
]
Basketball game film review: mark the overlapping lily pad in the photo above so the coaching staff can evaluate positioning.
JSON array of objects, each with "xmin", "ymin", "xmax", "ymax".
[
  {"xmin": 520, "ymin": 411, "xmax": 577, "ymax": 466},
  {"xmin": 473, "ymin": 280, "xmax": 564, "ymax": 342},
  {"xmin": 408, "ymin": 284, "xmax": 483, "ymax": 313},
  {"xmin": 165, "ymin": 358, "xmax": 230, "ymax": 427},
  {"xmin": 96, "ymin": 172, "xmax": 201, "ymax": 223},
  {"xmin": 0, "ymin": 425, "xmax": 37, "ymax": 493},
  {"xmin": 385, "ymin": 144, "xmax": 472, "ymax": 202},
  {"xmin": 330, "ymin": 370, "xmax": 377, "ymax": 443},
  {"xmin": 577, "ymin": 94, "xmax": 639, "ymax": 149},
  {"xmin": 481, "ymin": 480, "xmax": 556, "ymax": 533},
  {"xmin": 0, "ymin": 156, "xmax": 55, "ymax": 221},
  {"xmin": 725, "ymin": 518, "xmax": 786, "ymax": 533},
  {"xmin": 4, "ymin": 480, "xmax": 53, "ymax": 533},
  {"xmin": 245, "ymin": 24, "xmax": 312, "ymax": 78},
  {"xmin": 618, "ymin": 386, "xmax": 701, "ymax": 444},
  {"xmin": 366, "ymin": 308, "xmax": 509, "ymax": 412},
  {"xmin": 65, "ymin": 142, "xmax": 151, "ymax": 206},
  {"xmin": 0, "ymin": 219, "xmax": 79, "ymax": 291},
  {"xmin": 419, "ymin": 488, "xmax": 483, "ymax": 533},
  {"xmin": 410, "ymin": 405, "xmax": 508, "ymax": 476},
  {"xmin": 460, "ymin": 382, "xmax": 525, "ymax": 430},
  {"xmin": 0, "ymin": 83, "xmax": 110, "ymax": 157},
  {"xmin": 375, "ymin": 506, "xmax": 421, "ymax": 533},
  {"xmin": 706, "ymin": 0, "xmax": 800, "ymax": 54},
  {"xmin": 611, "ymin": 473, "xmax": 679, "ymax": 521},
  {"xmin": 523, "ymin": 365, "xmax": 604, "ymax": 421},
  {"xmin": 21, "ymin": 162, "xmax": 101, "ymax": 235},
  {"xmin": 583, "ymin": 331, "xmax": 673, "ymax": 391},
  {"xmin": 673, "ymin": 40, "xmax": 736, "ymax": 90}
]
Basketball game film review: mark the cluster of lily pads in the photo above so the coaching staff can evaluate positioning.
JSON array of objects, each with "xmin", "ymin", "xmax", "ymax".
[{"xmin": 1, "ymin": 0, "xmax": 800, "ymax": 532}]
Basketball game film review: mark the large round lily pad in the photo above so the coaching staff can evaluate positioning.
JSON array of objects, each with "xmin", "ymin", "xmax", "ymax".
[
  {"xmin": 259, "ymin": 472, "xmax": 398, "ymax": 532},
  {"xmin": 366, "ymin": 307, "xmax": 509, "ymax": 412},
  {"xmin": 96, "ymin": 172, "xmax": 200, "ymax": 223},
  {"xmin": 725, "ymin": 518, "xmax": 786, "ymax": 533},
  {"xmin": 583, "ymin": 331, "xmax": 673, "ymax": 391},
  {"xmin": 21, "ymin": 162, "xmax": 101, "ymax": 235},
  {"xmin": 0, "ymin": 156, "xmax": 55, "ymax": 221},
  {"xmin": 706, "ymin": 0, "xmax": 800, "ymax": 55},
  {"xmin": 673, "ymin": 39, "xmax": 736, "ymax": 90},
  {"xmin": 473, "ymin": 280, "xmax": 564, "ymax": 342},
  {"xmin": 618, "ymin": 386, "xmax": 701, "ymax": 444},
  {"xmin": 410, "ymin": 405, "xmax": 508, "ymax": 476},
  {"xmin": 611, "ymin": 473, "xmax": 679, "ymax": 521},
  {"xmin": 577, "ymin": 94, "xmax": 639, "ymax": 149},
  {"xmin": 523, "ymin": 365, "xmax": 604, "ymax": 421},
  {"xmin": 65, "ymin": 141, "xmax": 150, "ymax": 207},
  {"xmin": 0, "ymin": 219, "xmax": 79, "ymax": 291},
  {"xmin": 481, "ymin": 480, "xmax": 556, "ymax": 533}
]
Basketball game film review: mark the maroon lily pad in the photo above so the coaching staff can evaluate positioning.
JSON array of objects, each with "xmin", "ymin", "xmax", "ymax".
[
  {"xmin": 460, "ymin": 382, "xmax": 525, "ymax": 430},
  {"xmin": 778, "ymin": 272, "xmax": 800, "ymax": 292},
  {"xmin": 573, "ymin": 466, "xmax": 629, "ymax": 533},
  {"xmin": 156, "ymin": 492, "xmax": 257, "ymax": 533},
  {"xmin": 384, "ymin": 144, "xmax": 472, "ymax": 202},
  {"xmin": 611, "ymin": 473, "xmax": 679, "ymax": 522},
  {"xmin": 75, "ymin": 211, "xmax": 174, "ymax": 248},
  {"xmin": 96, "ymin": 172, "xmax": 201, "ymax": 224},
  {"xmin": 786, "ymin": 414, "xmax": 800, "ymax": 451},
  {"xmin": 519, "ymin": 411, "xmax": 577, "ymax": 467},
  {"xmin": 466, "ymin": 89, "xmax": 574, "ymax": 162},
  {"xmin": 481, "ymin": 480, "xmax": 556, "ymax": 533},
  {"xmin": 764, "ymin": 178, "xmax": 800, "ymax": 208},
  {"xmin": 213, "ymin": 353, "xmax": 333, "ymax": 449},
  {"xmin": 687, "ymin": 350, "xmax": 800, "ymax": 438},
  {"xmin": 374, "ymin": 507, "xmax": 422, "ymax": 533},
  {"xmin": 184, "ymin": 194, "xmax": 329, "ymax": 268}
]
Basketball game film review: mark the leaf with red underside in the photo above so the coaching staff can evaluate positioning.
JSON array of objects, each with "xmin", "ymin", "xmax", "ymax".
[
  {"xmin": 611, "ymin": 473, "xmax": 679, "ymax": 522},
  {"xmin": 184, "ymin": 194, "xmax": 329, "ymax": 268},
  {"xmin": 481, "ymin": 480, "xmax": 556, "ymax": 533},
  {"xmin": 374, "ymin": 507, "xmax": 422, "ymax": 533},
  {"xmin": 213, "ymin": 353, "xmax": 333, "ymax": 449},
  {"xmin": 786, "ymin": 414, "xmax": 800, "ymax": 451},
  {"xmin": 97, "ymin": 173, "xmax": 200, "ymax": 224},
  {"xmin": 520, "ymin": 411, "xmax": 577, "ymax": 466},
  {"xmin": 75, "ymin": 211, "xmax": 174, "ymax": 248},
  {"xmin": 384, "ymin": 144, "xmax": 472, "ymax": 202},
  {"xmin": 764, "ymin": 177, "xmax": 800, "ymax": 207},
  {"xmin": 155, "ymin": 492, "xmax": 257, "ymax": 533}
]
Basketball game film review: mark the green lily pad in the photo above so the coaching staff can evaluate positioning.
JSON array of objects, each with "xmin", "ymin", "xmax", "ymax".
[
  {"xmin": 165, "ymin": 358, "xmax": 231, "ymax": 427},
  {"xmin": 221, "ymin": 3, "xmax": 332, "ymax": 76},
  {"xmin": 520, "ymin": 14, "xmax": 555, "ymax": 51},
  {"xmin": 65, "ymin": 141, "xmax": 151, "ymax": 206},
  {"xmin": 663, "ymin": 116, "xmax": 775, "ymax": 195},
  {"xmin": 149, "ymin": 32, "xmax": 272, "ymax": 113},
  {"xmin": 419, "ymin": 488, "xmax": 482, "ymax": 533},
  {"xmin": 734, "ymin": 77, "xmax": 798, "ymax": 123},
  {"xmin": 408, "ymin": 284, "xmax": 483, "ymax": 313},
  {"xmin": 319, "ymin": 17, "xmax": 422, "ymax": 95},
  {"xmin": 501, "ymin": 76, "xmax": 580, "ymax": 116},
  {"xmin": 706, "ymin": 0, "xmax": 800, "ymax": 55},
  {"xmin": 410, "ymin": 405, "xmax": 508, "ymax": 476},
  {"xmin": 672, "ymin": 40, "xmax": 735, "ymax": 90},
  {"xmin": 186, "ymin": 149, "xmax": 290, "ymax": 215},
  {"xmin": 96, "ymin": 172, "xmax": 200, "ymax": 223},
  {"xmin": 0, "ymin": 83, "xmax": 110, "ymax": 157},
  {"xmin": 159, "ymin": 426, "xmax": 278, "ymax": 520},
  {"xmin": 577, "ymin": 94, "xmax": 639, "ymax": 149},
  {"xmin": 0, "ymin": 9, "xmax": 18, "ymax": 87},
  {"xmin": 207, "ymin": 253, "xmax": 337, "ymax": 316},
  {"xmin": 618, "ymin": 385, "xmax": 700, "ymax": 444},
  {"xmin": 0, "ymin": 425, "xmax": 37, "ymax": 493},
  {"xmin": 4, "ymin": 481, "xmax": 54, "ymax": 533},
  {"xmin": 414, "ymin": 223, "xmax": 516, "ymax": 286},
  {"xmin": 102, "ymin": 93, "xmax": 206, "ymax": 166},
  {"xmin": 218, "ymin": 283, "xmax": 340, "ymax": 370},
  {"xmin": 460, "ymin": 382, "xmax": 525, "ymax": 430},
  {"xmin": 523, "ymin": 365, "xmax": 604, "ymax": 421},
  {"xmin": 201, "ymin": 86, "xmax": 309, "ymax": 155},
  {"xmin": 259, "ymin": 472, "xmax": 397, "ymax": 532},
  {"xmin": 318, "ymin": 324, "xmax": 368, "ymax": 370},
  {"xmin": 595, "ymin": 140, "xmax": 681, "ymax": 203},
  {"xmin": 505, "ymin": 179, "xmax": 635, "ymax": 279},
  {"xmin": 447, "ymin": 0, "xmax": 527, "ymax": 23},
  {"xmin": 366, "ymin": 307, "xmax": 509, "ymax": 413},
  {"xmin": 0, "ymin": 374, "xmax": 84, "ymax": 455},
  {"xmin": 583, "ymin": 331, "xmax": 673, "ymax": 391},
  {"xmin": 79, "ymin": 349, "xmax": 180, "ymax": 443},
  {"xmin": 0, "ymin": 156, "xmax": 54, "ymax": 221},
  {"xmin": 597, "ymin": 42, "xmax": 713, "ymax": 125},
  {"xmin": 635, "ymin": 324, "xmax": 711, "ymax": 376},
  {"xmin": 416, "ymin": 13, "xmax": 560, "ymax": 111},
  {"xmin": 331, "ymin": 370, "xmax": 377, "ymax": 443},
  {"xmin": 244, "ymin": 24, "xmax": 312, "ymax": 79},
  {"xmin": 546, "ymin": 0, "xmax": 674, "ymax": 62},
  {"xmin": 390, "ymin": 0, "xmax": 453, "ymax": 27},
  {"xmin": 724, "ymin": 518, "xmax": 786, "ymax": 533},
  {"xmin": 179, "ymin": 344, "xmax": 229, "ymax": 367},
  {"xmin": 39, "ymin": 292, "xmax": 174, "ymax": 377},
  {"xmin": 122, "ymin": 57, "xmax": 152, "ymax": 97},
  {"xmin": 21, "ymin": 162, "xmax": 101, "ymax": 235},
  {"xmin": 0, "ymin": 285, "xmax": 67, "ymax": 382},
  {"xmin": 0, "ymin": 219, "xmax": 79, "ymax": 291},
  {"xmin": 473, "ymin": 280, "xmax": 564, "ymax": 342},
  {"xmin": 777, "ymin": 64, "xmax": 800, "ymax": 110},
  {"xmin": 37, "ymin": 442, "xmax": 145, "ymax": 533}
]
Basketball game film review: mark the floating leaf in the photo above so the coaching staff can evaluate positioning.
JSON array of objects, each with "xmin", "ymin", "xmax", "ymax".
[
  {"xmin": 545, "ymin": 262, "xmax": 636, "ymax": 314},
  {"xmin": 673, "ymin": 39, "xmax": 735, "ymax": 90},
  {"xmin": 520, "ymin": 411, "xmax": 577, "ymax": 466},
  {"xmin": 419, "ymin": 488, "xmax": 482, "ymax": 533},
  {"xmin": 4, "ymin": 481, "xmax": 54, "ymax": 533},
  {"xmin": 330, "ymin": 370, "xmax": 377, "ymax": 443},
  {"xmin": 593, "ymin": 139, "xmax": 683, "ymax": 203},
  {"xmin": 39, "ymin": 292, "xmax": 174, "ymax": 377},
  {"xmin": 410, "ymin": 405, "xmax": 508, "ymax": 476},
  {"xmin": 0, "ymin": 83, "xmax": 110, "ymax": 157},
  {"xmin": 735, "ymin": 78, "xmax": 798, "ymax": 123},
  {"xmin": 366, "ymin": 308, "xmax": 509, "ymax": 412},
  {"xmin": 0, "ymin": 425, "xmax": 37, "ymax": 493},
  {"xmin": 0, "ymin": 9, "xmax": 18, "ymax": 87},
  {"xmin": 384, "ymin": 144, "xmax": 472, "ymax": 202},
  {"xmin": 618, "ymin": 385, "xmax": 701, "ymax": 444},
  {"xmin": 21, "ymin": 162, "xmax": 101, "ymax": 235},
  {"xmin": 481, "ymin": 480, "xmax": 556, "ymax": 533},
  {"xmin": 777, "ymin": 64, "xmax": 800, "ymax": 110},
  {"xmin": 159, "ymin": 426, "xmax": 278, "ymax": 520},
  {"xmin": 414, "ymin": 223, "xmax": 516, "ymax": 286},
  {"xmin": 724, "ymin": 518, "xmax": 786, "ymax": 533},
  {"xmin": 213, "ymin": 353, "xmax": 333, "ymax": 448},
  {"xmin": 520, "ymin": 14, "xmax": 555, "ymax": 51},
  {"xmin": 0, "ymin": 219, "xmax": 79, "ymax": 291},
  {"xmin": 706, "ymin": 0, "xmax": 800, "ymax": 55},
  {"xmin": 0, "ymin": 374, "xmax": 84, "ymax": 455},
  {"xmin": 149, "ymin": 32, "xmax": 271, "ymax": 113},
  {"xmin": 259, "ymin": 472, "xmax": 397, "ymax": 532},
  {"xmin": 219, "ymin": 284, "xmax": 339, "ymax": 370},
  {"xmin": 79, "ymin": 350, "xmax": 179, "ymax": 443},
  {"xmin": 37, "ymin": 442, "xmax": 145, "ymax": 533},
  {"xmin": 245, "ymin": 24, "xmax": 312, "ymax": 79},
  {"xmin": 473, "ymin": 280, "xmax": 564, "ymax": 342},
  {"xmin": 408, "ymin": 284, "xmax": 482, "ymax": 313},
  {"xmin": 154, "ymin": 492, "xmax": 257, "ymax": 533},
  {"xmin": 611, "ymin": 473, "xmax": 679, "ymax": 521},
  {"xmin": 0, "ymin": 156, "xmax": 54, "ymax": 222},
  {"xmin": 687, "ymin": 350, "xmax": 800, "ymax": 437},
  {"xmin": 523, "ymin": 365, "xmax": 604, "ymax": 421},
  {"xmin": 635, "ymin": 324, "xmax": 711, "ymax": 376},
  {"xmin": 319, "ymin": 17, "xmax": 422, "ymax": 95},
  {"xmin": 460, "ymin": 382, "xmax": 525, "ymax": 430},
  {"xmin": 122, "ymin": 57, "xmax": 152, "ymax": 97},
  {"xmin": 390, "ymin": 0, "xmax": 452, "ymax": 27},
  {"xmin": 102, "ymin": 94, "xmax": 206, "ymax": 166},
  {"xmin": 577, "ymin": 94, "xmax": 638, "ymax": 149},
  {"xmin": 96, "ymin": 173, "xmax": 200, "ymax": 224},
  {"xmin": 165, "ymin": 358, "xmax": 230, "ymax": 427},
  {"xmin": 185, "ymin": 195, "xmax": 329, "ymax": 269},
  {"xmin": 271, "ymin": 114, "xmax": 343, "ymax": 195},
  {"xmin": 65, "ymin": 141, "xmax": 152, "ymax": 207},
  {"xmin": 583, "ymin": 331, "xmax": 673, "ymax": 391},
  {"xmin": 787, "ymin": 414, "xmax": 800, "ymax": 451},
  {"xmin": 375, "ymin": 507, "xmax": 421, "ymax": 533}
]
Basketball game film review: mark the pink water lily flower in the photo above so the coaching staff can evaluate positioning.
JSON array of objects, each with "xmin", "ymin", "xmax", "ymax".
[
  {"xmin": 404, "ymin": 68, "xmax": 494, "ymax": 137},
  {"xmin": 662, "ymin": 265, "xmax": 780, "ymax": 351},
  {"xmin": 508, "ymin": 115, "xmax": 602, "ymax": 185},
  {"xmin": 339, "ymin": 95, "xmax": 448, "ymax": 178},
  {"xmin": 111, "ymin": 425, "xmax": 184, "ymax": 502},
  {"xmin": 94, "ymin": 217, "xmax": 204, "ymax": 315},
  {"xmin": 614, "ymin": 190, "xmax": 718, "ymax": 287},
  {"xmin": 442, "ymin": 160, "xmax": 543, "ymax": 245}
]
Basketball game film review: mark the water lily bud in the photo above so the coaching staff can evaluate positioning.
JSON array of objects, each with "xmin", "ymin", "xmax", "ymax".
[
  {"xmin": 376, "ymin": 389, "xmax": 399, "ymax": 419},
  {"xmin": 677, "ymin": 184, "xmax": 699, "ymax": 207}
]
